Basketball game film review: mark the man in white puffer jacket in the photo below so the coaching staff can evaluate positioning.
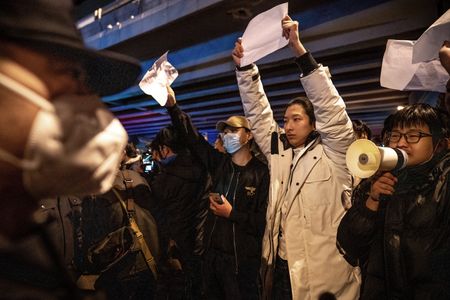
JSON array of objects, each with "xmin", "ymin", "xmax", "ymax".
[{"xmin": 232, "ymin": 16, "xmax": 360, "ymax": 300}]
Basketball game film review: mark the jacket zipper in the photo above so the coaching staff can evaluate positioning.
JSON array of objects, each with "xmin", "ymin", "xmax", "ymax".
[
  {"xmin": 206, "ymin": 168, "xmax": 235, "ymax": 250},
  {"xmin": 232, "ymin": 171, "xmax": 241, "ymax": 275}
]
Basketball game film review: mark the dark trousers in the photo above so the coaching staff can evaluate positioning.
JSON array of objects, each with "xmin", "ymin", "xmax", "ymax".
[
  {"xmin": 184, "ymin": 255, "xmax": 203, "ymax": 300},
  {"xmin": 155, "ymin": 254, "xmax": 203, "ymax": 300},
  {"xmin": 203, "ymin": 249, "xmax": 259, "ymax": 300},
  {"xmin": 96, "ymin": 269, "xmax": 155, "ymax": 300},
  {"xmin": 271, "ymin": 256, "xmax": 292, "ymax": 300}
]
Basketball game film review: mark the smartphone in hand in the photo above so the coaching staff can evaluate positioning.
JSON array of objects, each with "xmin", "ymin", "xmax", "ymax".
[{"xmin": 210, "ymin": 192, "xmax": 224, "ymax": 204}]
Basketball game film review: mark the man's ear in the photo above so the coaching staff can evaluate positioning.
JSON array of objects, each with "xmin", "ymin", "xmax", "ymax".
[
  {"xmin": 162, "ymin": 145, "xmax": 175, "ymax": 157},
  {"xmin": 247, "ymin": 130, "xmax": 253, "ymax": 141},
  {"xmin": 157, "ymin": 146, "xmax": 166, "ymax": 159}
]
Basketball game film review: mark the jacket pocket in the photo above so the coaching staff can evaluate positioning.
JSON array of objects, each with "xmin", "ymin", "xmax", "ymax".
[
  {"xmin": 300, "ymin": 161, "xmax": 333, "ymax": 234},
  {"xmin": 302, "ymin": 160, "xmax": 332, "ymax": 208}
]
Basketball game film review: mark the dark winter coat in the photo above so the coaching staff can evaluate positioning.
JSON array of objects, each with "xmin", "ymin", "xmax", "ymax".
[
  {"xmin": 150, "ymin": 152, "xmax": 209, "ymax": 257},
  {"xmin": 167, "ymin": 104, "xmax": 269, "ymax": 271},
  {"xmin": 337, "ymin": 150, "xmax": 450, "ymax": 300}
]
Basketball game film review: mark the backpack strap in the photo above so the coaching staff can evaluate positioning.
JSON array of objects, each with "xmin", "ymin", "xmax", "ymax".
[
  {"xmin": 112, "ymin": 186, "xmax": 158, "ymax": 280},
  {"xmin": 122, "ymin": 174, "xmax": 136, "ymax": 212}
]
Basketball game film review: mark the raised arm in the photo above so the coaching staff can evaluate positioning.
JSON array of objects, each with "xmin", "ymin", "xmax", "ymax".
[
  {"xmin": 439, "ymin": 40, "xmax": 450, "ymax": 75},
  {"xmin": 282, "ymin": 16, "xmax": 354, "ymax": 163},
  {"xmin": 233, "ymin": 40, "xmax": 280, "ymax": 161},
  {"xmin": 165, "ymin": 86, "xmax": 224, "ymax": 176}
]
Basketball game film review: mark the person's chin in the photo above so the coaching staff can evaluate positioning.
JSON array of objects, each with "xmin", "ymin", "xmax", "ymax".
[
  {"xmin": 288, "ymin": 139, "xmax": 302, "ymax": 148},
  {"xmin": 286, "ymin": 136, "xmax": 296, "ymax": 144}
]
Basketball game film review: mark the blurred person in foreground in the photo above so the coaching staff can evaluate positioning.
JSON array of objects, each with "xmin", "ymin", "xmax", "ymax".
[{"xmin": 0, "ymin": 0, "xmax": 140, "ymax": 298}]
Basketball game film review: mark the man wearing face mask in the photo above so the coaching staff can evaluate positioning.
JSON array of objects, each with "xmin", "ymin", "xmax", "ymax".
[
  {"xmin": 148, "ymin": 126, "xmax": 209, "ymax": 300},
  {"xmin": 165, "ymin": 87, "xmax": 269, "ymax": 300},
  {"xmin": 0, "ymin": 0, "xmax": 140, "ymax": 298}
]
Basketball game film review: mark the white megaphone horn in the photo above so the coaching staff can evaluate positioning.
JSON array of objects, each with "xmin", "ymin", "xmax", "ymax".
[{"xmin": 346, "ymin": 139, "xmax": 408, "ymax": 178}]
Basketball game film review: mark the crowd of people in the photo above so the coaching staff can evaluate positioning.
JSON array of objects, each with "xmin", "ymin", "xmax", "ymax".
[{"xmin": 0, "ymin": 1, "xmax": 449, "ymax": 300}]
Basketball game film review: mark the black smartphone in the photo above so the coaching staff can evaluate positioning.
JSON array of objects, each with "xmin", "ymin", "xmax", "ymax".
[{"xmin": 209, "ymin": 192, "xmax": 223, "ymax": 204}]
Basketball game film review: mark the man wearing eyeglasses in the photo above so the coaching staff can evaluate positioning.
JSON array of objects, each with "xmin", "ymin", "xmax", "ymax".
[{"xmin": 337, "ymin": 103, "xmax": 450, "ymax": 299}]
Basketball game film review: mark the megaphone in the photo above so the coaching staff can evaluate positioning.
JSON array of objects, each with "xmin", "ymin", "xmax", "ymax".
[{"xmin": 346, "ymin": 139, "xmax": 408, "ymax": 178}]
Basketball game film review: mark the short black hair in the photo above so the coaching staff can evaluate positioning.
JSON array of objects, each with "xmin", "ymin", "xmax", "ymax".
[
  {"xmin": 125, "ymin": 142, "xmax": 138, "ymax": 158},
  {"xmin": 381, "ymin": 114, "xmax": 394, "ymax": 145},
  {"xmin": 390, "ymin": 104, "xmax": 446, "ymax": 145},
  {"xmin": 284, "ymin": 97, "xmax": 315, "ymax": 125},
  {"xmin": 150, "ymin": 125, "xmax": 183, "ymax": 154},
  {"xmin": 352, "ymin": 119, "xmax": 372, "ymax": 140}
]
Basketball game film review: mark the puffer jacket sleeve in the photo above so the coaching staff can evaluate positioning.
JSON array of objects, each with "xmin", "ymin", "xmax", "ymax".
[
  {"xmin": 167, "ymin": 104, "xmax": 224, "ymax": 177},
  {"xmin": 337, "ymin": 180, "xmax": 378, "ymax": 262},
  {"xmin": 236, "ymin": 65, "xmax": 280, "ymax": 162},
  {"xmin": 300, "ymin": 66, "xmax": 354, "ymax": 167}
]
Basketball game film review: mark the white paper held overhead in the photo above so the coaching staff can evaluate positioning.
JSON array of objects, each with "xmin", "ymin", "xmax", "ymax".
[
  {"xmin": 381, "ymin": 39, "xmax": 449, "ymax": 93},
  {"xmin": 412, "ymin": 9, "xmax": 450, "ymax": 63},
  {"xmin": 139, "ymin": 51, "xmax": 178, "ymax": 106},
  {"xmin": 240, "ymin": 2, "xmax": 288, "ymax": 67}
]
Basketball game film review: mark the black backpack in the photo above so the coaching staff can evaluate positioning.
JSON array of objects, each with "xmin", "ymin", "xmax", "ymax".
[{"xmin": 74, "ymin": 170, "xmax": 160, "ymax": 280}]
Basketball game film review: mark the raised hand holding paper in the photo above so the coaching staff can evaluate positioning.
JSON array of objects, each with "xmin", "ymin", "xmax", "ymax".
[
  {"xmin": 139, "ymin": 51, "xmax": 178, "ymax": 106},
  {"xmin": 240, "ymin": 2, "xmax": 288, "ymax": 67},
  {"xmin": 413, "ymin": 9, "xmax": 450, "ymax": 63},
  {"xmin": 380, "ymin": 39, "xmax": 449, "ymax": 92}
]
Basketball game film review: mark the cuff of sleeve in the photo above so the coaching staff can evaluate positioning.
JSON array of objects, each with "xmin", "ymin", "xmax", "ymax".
[
  {"xmin": 236, "ymin": 63, "xmax": 255, "ymax": 72},
  {"xmin": 166, "ymin": 103, "xmax": 180, "ymax": 113},
  {"xmin": 357, "ymin": 202, "xmax": 378, "ymax": 220},
  {"xmin": 294, "ymin": 51, "xmax": 319, "ymax": 77}
]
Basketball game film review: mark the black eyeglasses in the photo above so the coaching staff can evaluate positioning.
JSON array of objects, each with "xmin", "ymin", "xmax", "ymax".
[{"xmin": 387, "ymin": 131, "xmax": 433, "ymax": 144}]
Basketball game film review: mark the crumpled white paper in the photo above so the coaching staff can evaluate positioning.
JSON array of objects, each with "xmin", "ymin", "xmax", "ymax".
[
  {"xmin": 380, "ymin": 39, "xmax": 449, "ymax": 93},
  {"xmin": 139, "ymin": 51, "xmax": 178, "ymax": 106},
  {"xmin": 240, "ymin": 2, "xmax": 289, "ymax": 67},
  {"xmin": 412, "ymin": 9, "xmax": 450, "ymax": 63}
]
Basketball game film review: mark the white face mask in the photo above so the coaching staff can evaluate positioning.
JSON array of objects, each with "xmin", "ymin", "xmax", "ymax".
[
  {"xmin": 0, "ymin": 73, "xmax": 128, "ymax": 199},
  {"xmin": 222, "ymin": 132, "xmax": 243, "ymax": 154}
]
